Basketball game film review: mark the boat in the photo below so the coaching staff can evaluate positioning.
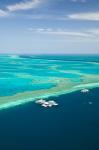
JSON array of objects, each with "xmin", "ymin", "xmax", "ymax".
[
  {"xmin": 42, "ymin": 103, "xmax": 49, "ymax": 107},
  {"xmin": 35, "ymin": 99, "xmax": 46, "ymax": 104},
  {"xmin": 48, "ymin": 100, "xmax": 58, "ymax": 106},
  {"xmin": 81, "ymin": 89, "xmax": 89, "ymax": 93},
  {"xmin": 36, "ymin": 99, "xmax": 58, "ymax": 108}
]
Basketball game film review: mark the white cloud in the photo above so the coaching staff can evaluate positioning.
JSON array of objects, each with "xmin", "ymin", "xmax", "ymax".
[
  {"xmin": 28, "ymin": 27, "xmax": 99, "ymax": 40},
  {"xmin": 0, "ymin": 0, "xmax": 41, "ymax": 17},
  {"xmin": 7, "ymin": 0, "xmax": 41, "ymax": 12},
  {"xmin": 0, "ymin": 9, "xmax": 7, "ymax": 17},
  {"xmin": 28, "ymin": 28, "xmax": 94, "ymax": 38},
  {"xmin": 87, "ymin": 28, "xmax": 99, "ymax": 35},
  {"xmin": 68, "ymin": 12, "xmax": 99, "ymax": 21}
]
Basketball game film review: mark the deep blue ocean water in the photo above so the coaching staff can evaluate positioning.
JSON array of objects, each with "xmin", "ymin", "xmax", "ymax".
[{"xmin": 0, "ymin": 88, "xmax": 99, "ymax": 150}]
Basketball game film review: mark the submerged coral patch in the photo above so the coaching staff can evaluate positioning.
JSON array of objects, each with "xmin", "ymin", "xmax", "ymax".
[{"xmin": 0, "ymin": 55, "xmax": 99, "ymax": 109}]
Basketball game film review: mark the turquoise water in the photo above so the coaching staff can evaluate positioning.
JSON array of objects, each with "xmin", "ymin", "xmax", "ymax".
[{"xmin": 0, "ymin": 55, "xmax": 99, "ymax": 109}]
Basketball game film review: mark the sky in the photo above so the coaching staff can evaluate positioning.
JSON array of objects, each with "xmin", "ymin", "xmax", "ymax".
[{"xmin": 0, "ymin": 0, "xmax": 99, "ymax": 54}]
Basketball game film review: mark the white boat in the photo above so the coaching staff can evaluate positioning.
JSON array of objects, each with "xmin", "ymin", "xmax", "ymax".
[
  {"xmin": 35, "ymin": 99, "xmax": 46, "ymax": 104},
  {"xmin": 42, "ymin": 104, "xmax": 49, "ymax": 107},
  {"xmin": 41, "ymin": 101, "xmax": 53, "ymax": 107},
  {"xmin": 36, "ymin": 99, "xmax": 58, "ymax": 108},
  {"xmin": 81, "ymin": 89, "xmax": 89, "ymax": 93},
  {"xmin": 48, "ymin": 100, "xmax": 58, "ymax": 106}
]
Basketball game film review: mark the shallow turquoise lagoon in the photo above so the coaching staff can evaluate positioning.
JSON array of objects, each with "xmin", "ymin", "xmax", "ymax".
[{"xmin": 0, "ymin": 55, "xmax": 99, "ymax": 109}]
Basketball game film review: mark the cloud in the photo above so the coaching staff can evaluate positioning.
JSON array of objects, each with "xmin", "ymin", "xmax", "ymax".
[
  {"xmin": 28, "ymin": 27, "xmax": 99, "ymax": 39},
  {"xmin": 0, "ymin": 9, "xmax": 7, "ymax": 17},
  {"xmin": 87, "ymin": 28, "xmax": 99, "ymax": 35},
  {"xmin": 0, "ymin": 0, "xmax": 41, "ymax": 17},
  {"xmin": 7, "ymin": 0, "xmax": 41, "ymax": 12},
  {"xmin": 28, "ymin": 28, "xmax": 94, "ymax": 38},
  {"xmin": 68, "ymin": 12, "xmax": 99, "ymax": 21}
]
